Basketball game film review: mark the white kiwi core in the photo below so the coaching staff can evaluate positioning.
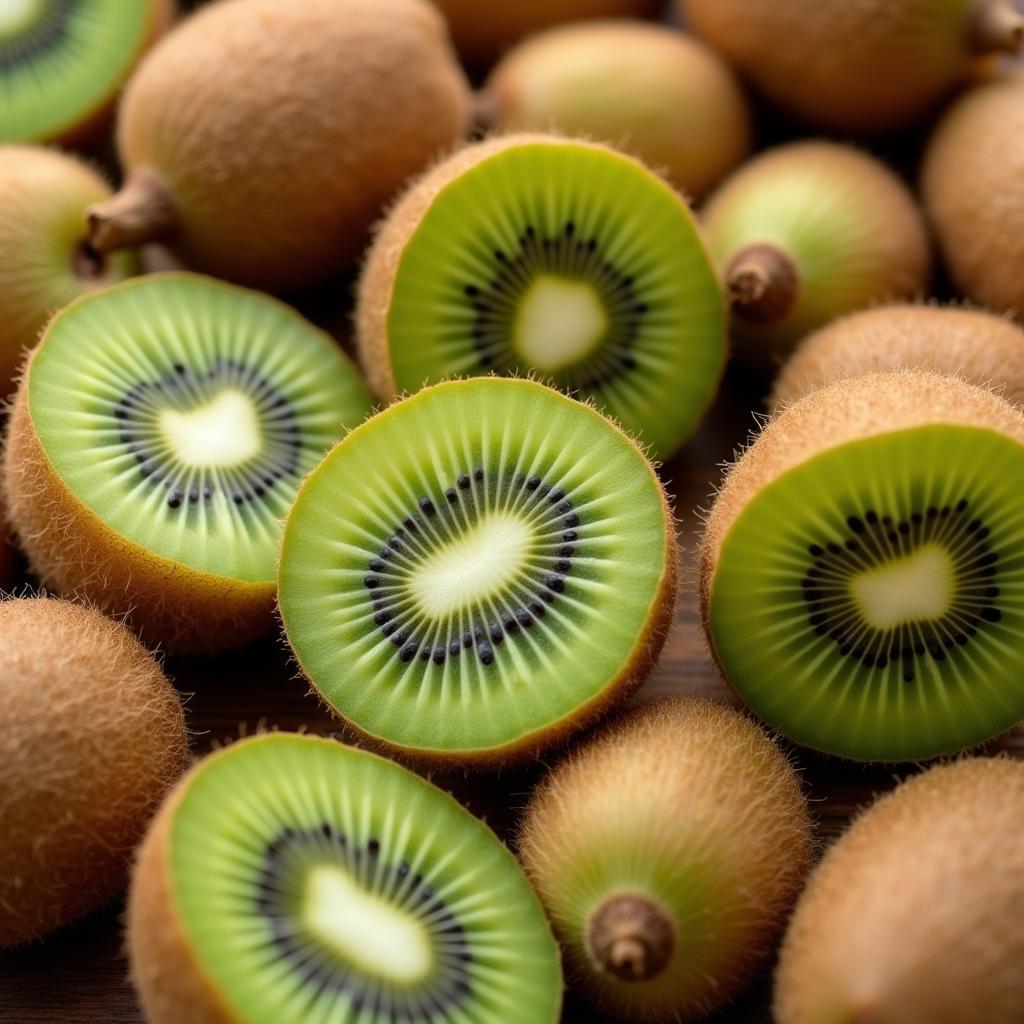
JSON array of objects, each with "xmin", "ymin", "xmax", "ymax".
[
  {"xmin": 850, "ymin": 544, "xmax": 953, "ymax": 630},
  {"xmin": 302, "ymin": 864, "xmax": 432, "ymax": 984},
  {"xmin": 411, "ymin": 513, "xmax": 532, "ymax": 617},
  {"xmin": 0, "ymin": 0, "xmax": 39, "ymax": 35},
  {"xmin": 513, "ymin": 276, "xmax": 608, "ymax": 371},
  {"xmin": 159, "ymin": 390, "xmax": 262, "ymax": 468}
]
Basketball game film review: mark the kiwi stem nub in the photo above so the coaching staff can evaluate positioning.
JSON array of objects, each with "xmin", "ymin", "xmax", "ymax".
[
  {"xmin": 586, "ymin": 893, "xmax": 675, "ymax": 983},
  {"xmin": 969, "ymin": 0, "xmax": 1024, "ymax": 55},
  {"xmin": 86, "ymin": 171, "xmax": 179, "ymax": 254},
  {"xmin": 72, "ymin": 240, "xmax": 106, "ymax": 282},
  {"xmin": 726, "ymin": 243, "xmax": 799, "ymax": 326}
]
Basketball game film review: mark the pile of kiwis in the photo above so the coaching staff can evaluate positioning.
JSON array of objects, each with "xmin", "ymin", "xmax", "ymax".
[{"xmin": 2, "ymin": 1, "xmax": 1023, "ymax": 1022}]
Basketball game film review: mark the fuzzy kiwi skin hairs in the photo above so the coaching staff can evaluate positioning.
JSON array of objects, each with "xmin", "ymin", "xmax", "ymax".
[
  {"xmin": 86, "ymin": 0, "xmax": 471, "ymax": 293},
  {"xmin": 771, "ymin": 303, "xmax": 1024, "ymax": 412},
  {"xmin": 0, "ymin": 146, "xmax": 137, "ymax": 395},
  {"xmin": 520, "ymin": 696, "xmax": 812, "ymax": 1022},
  {"xmin": 701, "ymin": 142, "xmax": 930, "ymax": 366},
  {"xmin": 775, "ymin": 757, "xmax": 1024, "ymax": 1024},
  {"xmin": 480, "ymin": 22, "xmax": 751, "ymax": 200},
  {"xmin": 683, "ymin": 0, "xmax": 1024, "ymax": 134},
  {"xmin": 0, "ymin": 597, "xmax": 188, "ymax": 948},
  {"xmin": 923, "ymin": 69, "xmax": 1024, "ymax": 317}
]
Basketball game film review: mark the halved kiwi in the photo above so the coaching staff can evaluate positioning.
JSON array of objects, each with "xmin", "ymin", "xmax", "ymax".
[
  {"xmin": 356, "ymin": 134, "xmax": 726, "ymax": 463},
  {"xmin": 701, "ymin": 371, "xmax": 1024, "ymax": 762},
  {"xmin": 129, "ymin": 732, "xmax": 563, "ymax": 1024},
  {"xmin": 3, "ymin": 272, "xmax": 374, "ymax": 652},
  {"xmin": 278, "ymin": 376, "xmax": 677, "ymax": 766},
  {"xmin": 0, "ymin": 0, "xmax": 170, "ymax": 144}
]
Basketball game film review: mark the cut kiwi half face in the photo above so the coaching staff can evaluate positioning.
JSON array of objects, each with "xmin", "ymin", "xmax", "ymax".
[
  {"xmin": 129, "ymin": 733, "xmax": 563, "ymax": 1024},
  {"xmin": 4, "ymin": 272, "xmax": 373, "ymax": 651},
  {"xmin": 0, "ymin": 0, "xmax": 166, "ymax": 143},
  {"xmin": 357, "ymin": 135, "xmax": 726, "ymax": 462},
  {"xmin": 279, "ymin": 376, "xmax": 677, "ymax": 766},
  {"xmin": 701, "ymin": 371, "xmax": 1024, "ymax": 762}
]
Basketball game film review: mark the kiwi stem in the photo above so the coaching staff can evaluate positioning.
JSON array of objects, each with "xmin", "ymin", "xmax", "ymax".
[
  {"xmin": 726, "ymin": 243, "xmax": 800, "ymax": 326},
  {"xmin": 71, "ymin": 240, "xmax": 106, "ymax": 282},
  {"xmin": 969, "ymin": 0, "xmax": 1024, "ymax": 54},
  {"xmin": 585, "ymin": 893, "xmax": 675, "ymax": 983},
  {"xmin": 472, "ymin": 90, "xmax": 502, "ymax": 133},
  {"xmin": 86, "ymin": 171, "xmax": 179, "ymax": 254}
]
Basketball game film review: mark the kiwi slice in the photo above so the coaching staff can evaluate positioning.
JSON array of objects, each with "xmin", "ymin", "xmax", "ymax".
[
  {"xmin": 129, "ymin": 732, "xmax": 563, "ymax": 1024},
  {"xmin": 278, "ymin": 376, "xmax": 677, "ymax": 766},
  {"xmin": 3, "ymin": 272, "xmax": 374, "ymax": 652},
  {"xmin": 0, "ymin": 0, "xmax": 169, "ymax": 143},
  {"xmin": 356, "ymin": 134, "xmax": 726, "ymax": 462},
  {"xmin": 701, "ymin": 371, "xmax": 1024, "ymax": 762}
]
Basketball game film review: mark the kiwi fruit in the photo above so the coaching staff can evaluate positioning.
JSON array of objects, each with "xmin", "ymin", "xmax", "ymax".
[
  {"xmin": 278, "ymin": 376, "xmax": 677, "ymax": 766},
  {"xmin": 3, "ymin": 273, "xmax": 374, "ymax": 652},
  {"xmin": 683, "ymin": 0, "xmax": 1024, "ymax": 134},
  {"xmin": 702, "ymin": 142, "xmax": 930, "ymax": 366},
  {"xmin": 775, "ymin": 757, "xmax": 1024, "ymax": 1024},
  {"xmin": 772, "ymin": 303, "xmax": 1024, "ymax": 412},
  {"xmin": 0, "ymin": 596, "xmax": 188, "ymax": 948},
  {"xmin": 356, "ymin": 134, "xmax": 727, "ymax": 462},
  {"xmin": 85, "ymin": 0, "xmax": 471, "ymax": 293},
  {"xmin": 479, "ymin": 23, "xmax": 751, "ymax": 200},
  {"xmin": 0, "ymin": 145, "xmax": 137, "ymax": 395},
  {"xmin": 129, "ymin": 731, "xmax": 563, "ymax": 1024},
  {"xmin": 520, "ymin": 695, "xmax": 813, "ymax": 1022},
  {"xmin": 0, "ymin": 0, "xmax": 171, "ymax": 144},
  {"xmin": 432, "ymin": 0, "xmax": 662, "ymax": 66},
  {"xmin": 923, "ymin": 69, "xmax": 1024, "ymax": 317},
  {"xmin": 701, "ymin": 370, "xmax": 1024, "ymax": 762}
]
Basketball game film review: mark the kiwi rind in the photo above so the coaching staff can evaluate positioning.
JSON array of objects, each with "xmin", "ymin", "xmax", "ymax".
[
  {"xmin": 774, "ymin": 757, "xmax": 1024, "ymax": 1024},
  {"xmin": 278, "ymin": 376, "xmax": 678, "ymax": 769},
  {"xmin": 771, "ymin": 303, "xmax": 1024, "ymax": 413},
  {"xmin": 520, "ymin": 695, "xmax": 812, "ymax": 1022},
  {"xmin": 0, "ymin": 597, "xmax": 188, "ymax": 948}
]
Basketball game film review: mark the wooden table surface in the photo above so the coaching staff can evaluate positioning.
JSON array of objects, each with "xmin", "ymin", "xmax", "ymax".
[{"xmin": 2, "ymin": 363, "xmax": 1020, "ymax": 1024}]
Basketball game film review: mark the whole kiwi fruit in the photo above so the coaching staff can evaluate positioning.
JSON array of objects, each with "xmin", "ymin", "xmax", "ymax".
[
  {"xmin": 775, "ymin": 757, "xmax": 1024, "ymax": 1024},
  {"xmin": 433, "ymin": 0, "xmax": 662, "ymax": 66},
  {"xmin": 683, "ymin": 0, "xmax": 1024, "ymax": 133},
  {"xmin": 0, "ymin": 145, "xmax": 137, "ymax": 395},
  {"xmin": 772, "ymin": 303, "xmax": 1024, "ymax": 412},
  {"xmin": 702, "ymin": 142, "xmax": 930, "ymax": 366},
  {"xmin": 0, "ymin": 597, "xmax": 188, "ymax": 948},
  {"xmin": 480, "ymin": 21, "xmax": 751, "ymax": 199},
  {"xmin": 520, "ymin": 696, "xmax": 812, "ymax": 1022},
  {"xmin": 86, "ymin": 0, "xmax": 471, "ymax": 292},
  {"xmin": 923, "ymin": 69, "xmax": 1024, "ymax": 316}
]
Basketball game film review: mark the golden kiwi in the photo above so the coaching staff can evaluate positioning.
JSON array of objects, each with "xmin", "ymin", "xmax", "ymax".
[
  {"xmin": 775, "ymin": 757, "xmax": 1024, "ymax": 1024},
  {"xmin": 86, "ymin": 0, "xmax": 471, "ymax": 293},
  {"xmin": 0, "ymin": 597, "xmax": 188, "ymax": 948},
  {"xmin": 479, "ymin": 21, "xmax": 751, "ymax": 199},
  {"xmin": 683, "ymin": 0, "xmax": 1024, "ymax": 133},
  {"xmin": 772, "ymin": 303, "xmax": 1024, "ymax": 412},
  {"xmin": 923, "ymin": 69, "xmax": 1024, "ymax": 317},
  {"xmin": 433, "ymin": 0, "xmax": 662, "ymax": 66},
  {"xmin": 520, "ymin": 696, "xmax": 813, "ymax": 1022}
]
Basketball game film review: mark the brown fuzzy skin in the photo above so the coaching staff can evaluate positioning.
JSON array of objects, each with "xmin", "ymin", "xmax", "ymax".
[
  {"xmin": 520, "ymin": 696, "xmax": 813, "ymax": 1021},
  {"xmin": 3, "ymin": 383, "xmax": 275, "ymax": 653},
  {"xmin": 923, "ymin": 69, "xmax": 1024, "ymax": 317},
  {"xmin": 775, "ymin": 757, "xmax": 1024, "ymax": 1024},
  {"xmin": 683, "ymin": 0, "xmax": 1023, "ymax": 134},
  {"xmin": 771, "ymin": 303, "xmax": 1024, "ymax": 412},
  {"xmin": 700, "ymin": 370, "xmax": 1024, "ymax": 625},
  {"xmin": 90, "ymin": 0, "xmax": 471, "ymax": 293},
  {"xmin": 480, "ymin": 22, "xmax": 750, "ymax": 199},
  {"xmin": 432, "ymin": 0, "xmax": 662, "ymax": 66},
  {"xmin": 0, "ymin": 598, "xmax": 188, "ymax": 948}
]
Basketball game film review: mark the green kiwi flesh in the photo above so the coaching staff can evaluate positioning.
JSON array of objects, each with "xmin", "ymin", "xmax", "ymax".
[
  {"xmin": 278, "ymin": 376, "xmax": 677, "ymax": 765},
  {"xmin": 0, "ymin": 0, "xmax": 156, "ymax": 142},
  {"xmin": 363, "ymin": 137, "xmax": 726, "ymax": 462},
  {"xmin": 130, "ymin": 732, "xmax": 563, "ymax": 1023}
]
